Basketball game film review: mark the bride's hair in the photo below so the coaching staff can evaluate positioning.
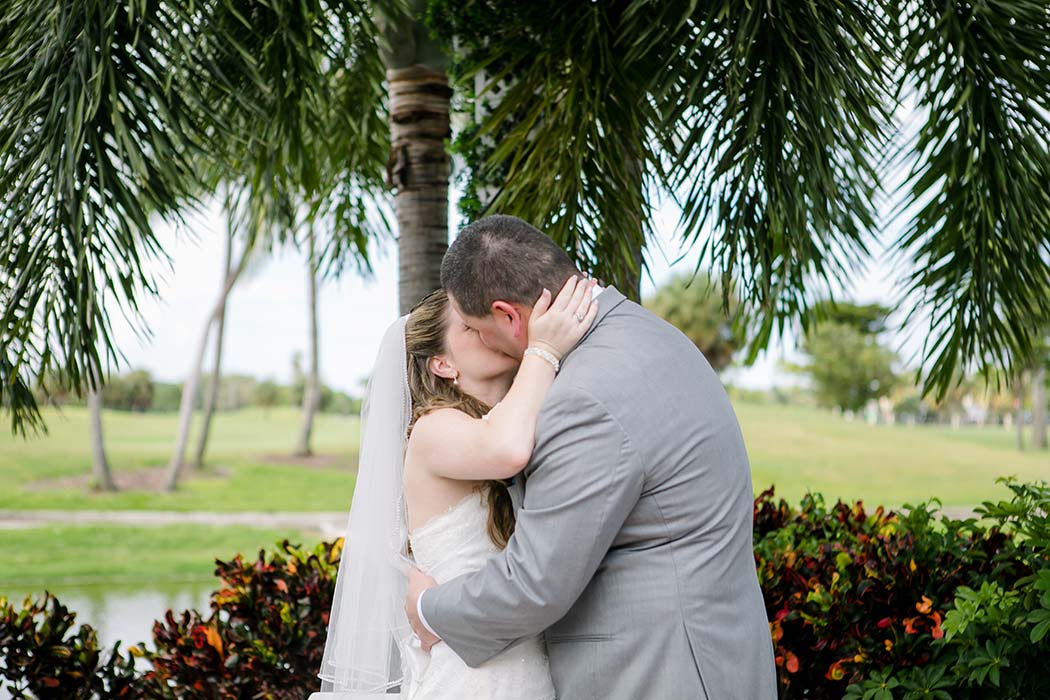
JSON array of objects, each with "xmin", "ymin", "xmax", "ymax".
[{"xmin": 404, "ymin": 289, "xmax": 516, "ymax": 549}]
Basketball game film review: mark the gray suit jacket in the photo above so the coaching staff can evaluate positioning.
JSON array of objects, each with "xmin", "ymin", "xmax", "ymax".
[{"xmin": 422, "ymin": 287, "xmax": 777, "ymax": 700}]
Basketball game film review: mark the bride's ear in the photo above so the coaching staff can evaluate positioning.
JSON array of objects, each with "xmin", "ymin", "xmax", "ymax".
[
  {"xmin": 427, "ymin": 355, "xmax": 458, "ymax": 381},
  {"xmin": 491, "ymin": 300, "xmax": 524, "ymax": 338}
]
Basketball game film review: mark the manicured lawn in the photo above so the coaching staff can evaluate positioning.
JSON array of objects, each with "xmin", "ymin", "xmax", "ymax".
[
  {"xmin": 1, "ymin": 402, "xmax": 1046, "ymax": 513},
  {"xmin": 737, "ymin": 401, "xmax": 1049, "ymax": 508},
  {"xmin": 0, "ymin": 523, "xmax": 311, "ymax": 590},
  {"xmin": 0, "ymin": 407, "xmax": 358, "ymax": 511},
  {"xmin": 0, "ymin": 401, "xmax": 1046, "ymax": 589}
]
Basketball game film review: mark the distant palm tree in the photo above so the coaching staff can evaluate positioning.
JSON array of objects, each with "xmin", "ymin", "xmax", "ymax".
[
  {"xmin": 645, "ymin": 273, "xmax": 744, "ymax": 372},
  {"xmin": 87, "ymin": 366, "xmax": 117, "ymax": 492},
  {"xmin": 1015, "ymin": 370, "xmax": 1028, "ymax": 452},
  {"xmin": 1033, "ymin": 364, "xmax": 1047, "ymax": 450},
  {"xmin": 194, "ymin": 203, "xmax": 237, "ymax": 470},
  {"xmin": 295, "ymin": 221, "xmax": 322, "ymax": 457},
  {"xmin": 165, "ymin": 237, "xmax": 254, "ymax": 491}
]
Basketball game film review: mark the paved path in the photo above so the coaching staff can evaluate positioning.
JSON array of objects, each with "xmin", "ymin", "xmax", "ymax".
[
  {"xmin": 0, "ymin": 505, "xmax": 980, "ymax": 539},
  {"xmin": 933, "ymin": 506, "xmax": 980, "ymax": 521},
  {"xmin": 0, "ymin": 509, "xmax": 349, "ymax": 539}
]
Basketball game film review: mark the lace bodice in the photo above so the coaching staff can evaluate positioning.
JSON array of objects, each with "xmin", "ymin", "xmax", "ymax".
[
  {"xmin": 403, "ymin": 489, "xmax": 555, "ymax": 700},
  {"xmin": 410, "ymin": 489, "xmax": 499, "ymax": 582}
]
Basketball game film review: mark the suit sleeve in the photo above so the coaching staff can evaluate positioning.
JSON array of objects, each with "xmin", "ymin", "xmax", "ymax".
[{"xmin": 420, "ymin": 387, "xmax": 644, "ymax": 667}]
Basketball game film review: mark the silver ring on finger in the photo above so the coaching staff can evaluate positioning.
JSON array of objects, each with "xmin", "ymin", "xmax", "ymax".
[{"xmin": 574, "ymin": 312, "xmax": 585, "ymax": 322}]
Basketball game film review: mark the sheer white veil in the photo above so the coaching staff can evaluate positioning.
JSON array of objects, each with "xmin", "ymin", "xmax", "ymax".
[{"xmin": 318, "ymin": 315, "xmax": 415, "ymax": 693}]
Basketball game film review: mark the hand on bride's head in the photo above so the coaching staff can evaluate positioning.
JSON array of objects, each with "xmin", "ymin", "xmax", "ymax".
[{"xmin": 526, "ymin": 276, "xmax": 599, "ymax": 360}]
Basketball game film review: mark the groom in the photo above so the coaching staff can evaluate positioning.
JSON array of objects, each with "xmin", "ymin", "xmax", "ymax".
[{"xmin": 406, "ymin": 215, "xmax": 777, "ymax": 699}]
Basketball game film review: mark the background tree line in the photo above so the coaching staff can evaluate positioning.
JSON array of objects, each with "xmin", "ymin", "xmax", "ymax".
[{"xmin": 32, "ymin": 369, "xmax": 361, "ymax": 416}]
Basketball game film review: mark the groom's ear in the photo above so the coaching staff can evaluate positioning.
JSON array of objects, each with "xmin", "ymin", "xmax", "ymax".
[{"xmin": 491, "ymin": 300, "xmax": 525, "ymax": 338}]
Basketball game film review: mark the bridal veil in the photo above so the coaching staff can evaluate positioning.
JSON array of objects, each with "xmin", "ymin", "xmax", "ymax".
[{"xmin": 318, "ymin": 316, "xmax": 414, "ymax": 694}]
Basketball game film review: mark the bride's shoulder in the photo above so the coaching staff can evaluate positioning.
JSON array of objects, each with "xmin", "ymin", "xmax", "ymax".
[{"xmin": 409, "ymin": 407, "xmax": 469, "ymax": 443}]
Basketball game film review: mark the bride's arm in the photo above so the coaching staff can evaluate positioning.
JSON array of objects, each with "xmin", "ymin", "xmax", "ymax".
[{"xmin": 408, "ymin": 276, "xmax": 598, "ymax": 481}]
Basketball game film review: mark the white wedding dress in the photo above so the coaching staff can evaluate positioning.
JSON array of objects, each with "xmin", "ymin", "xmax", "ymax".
[{"xmin": 401, "ymin": 488, "xmax": 556, "ymax": 700}]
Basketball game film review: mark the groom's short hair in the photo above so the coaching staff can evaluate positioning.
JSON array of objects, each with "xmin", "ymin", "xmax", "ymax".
[{"xmin": 441, "ymin": 215, "xmax": 581, "ymax": 317}]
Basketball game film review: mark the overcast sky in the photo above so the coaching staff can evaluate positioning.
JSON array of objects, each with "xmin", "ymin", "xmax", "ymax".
[{"xmin": 107, "ymin": 191, "xmax": 910, "ymax": 397}]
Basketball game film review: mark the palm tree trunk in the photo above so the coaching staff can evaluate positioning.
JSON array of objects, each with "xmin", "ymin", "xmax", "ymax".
[
  {"xmin": 387, "ymin": 63, "xmax": 451, "ymax": 315},
  {"xmin": 165, "ymin": 246, "xmax": 250, "ymax": 492},
  {"xmin": 193, "ymin": 203, "xmax": 235, "ymax": 469},
  {"xmin": 295, "ymin": 221, "xmax": 321, "ymax": 457},
  {"xmin": 87, "ymin": 365, "xmax": 117, "ymax": 492},
  {"xmin": 1033, "ymin": 364, "xmax": 1047, "ymax": 449},
  {"xmin": 1015, "ymin": 370, "xmax": 1026, "ymax": 451}
]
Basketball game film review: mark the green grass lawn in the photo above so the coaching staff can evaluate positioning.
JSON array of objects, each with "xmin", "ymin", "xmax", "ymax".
[
  {"xmin": 1, "ymin": 402, "xmax": 1047, "ymax": 512},
  {"xmin": 737, "ymin": 401, "xmax": 1049, "ymax": 508},
  {"xmin": 0, "ymin": 523, "xmax": 311, "ymax": 592},
  {"xmin": 0, "ymin": 400, "xmax": 1046, "ymax": 588},
  {"xmin": 0, "ymin": 407, "xmax": 358, "ymax": 511}
]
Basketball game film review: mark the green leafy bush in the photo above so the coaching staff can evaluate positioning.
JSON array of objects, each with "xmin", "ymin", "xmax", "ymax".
[{"xmin": 841, "ymin": 480, "xmax": 1050, "ymax": 700}]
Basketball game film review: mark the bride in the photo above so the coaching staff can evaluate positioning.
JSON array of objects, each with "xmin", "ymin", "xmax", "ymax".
[{"xmin": 317, "ymin": 276, "xmax": 597, "ymax": 699}]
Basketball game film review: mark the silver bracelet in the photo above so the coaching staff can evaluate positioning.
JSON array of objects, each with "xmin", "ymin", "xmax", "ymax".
[{"xmin": 524, "ymin": 346, "xmax": 560, "ymax": 373}]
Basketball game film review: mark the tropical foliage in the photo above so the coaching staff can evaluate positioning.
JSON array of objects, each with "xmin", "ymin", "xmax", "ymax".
[
  {"xmin": 432, "ymin": 0, "xmax": 1050, "ymax": 393},
  {"xmin": 0, "ymin": 0, "xmax": 387, "ymax": 439},
  {"xmin": 0, "ymin": 592, "xmax": 142, "ymax": 699},
  {"xmin": 5, "ymin": 481, "xmax": 1050, "ymax": 698}
]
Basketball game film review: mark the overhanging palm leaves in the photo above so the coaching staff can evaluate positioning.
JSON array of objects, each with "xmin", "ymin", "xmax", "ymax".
[
  {"xmin": 432, "ymin": 2, "xmax": 661, "ymax": 296},
  {"xmin": 0, "ymin": 0, "xmax": 389, "ymax": 436},
  {"xmin": 665, "ymin": 0, "xmax": 894, "ymax": 359},
  {"xmin": 893, "ymin": 0, "xmax": 1050, "ymax": 396},
  {"xmin": 3, "ymin": 0, "xmax": 1049, "ymax": 436},
  {"xmin": 0, "ymin": 0, "xmax": 216, "ymax": 435},
  {"xmin": 437, "ymin": 0, "xmax": 892, "ymax": 316},
  {"xmin": 435, "ymin": 0, "xmax": 1050, "ymax": 399},
  {"xmin": 197, "ymin": 0, "xmax": 389, "ymax": 259}
]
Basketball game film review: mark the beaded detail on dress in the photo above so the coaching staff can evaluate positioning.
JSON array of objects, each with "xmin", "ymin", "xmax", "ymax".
[{"xmin": 403, "ymin": 489, "xmax": 556, "ymax": 700}]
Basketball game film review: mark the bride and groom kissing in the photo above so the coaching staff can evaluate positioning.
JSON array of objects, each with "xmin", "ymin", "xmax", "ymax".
[{"xmin": 314, "ymin": 215, "xmax": 777, "ymax": 699}]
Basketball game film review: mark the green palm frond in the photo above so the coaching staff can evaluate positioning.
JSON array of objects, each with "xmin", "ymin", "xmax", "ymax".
[
  {"xmin": 0, "ymin": 0, "xmax": 390, "ymax": 435},
  {"xmin": 665, "ymin": 0, "xmax": 895, "ymax": 356},
  {"xmin": 433, "ymin": 2, "xmax": 665, "ymax": 296},
  {"xmin": 0, "ymin": 0, "xmax": 214, "ymax": 435},
  {"xmin": 201, "ymin": 0, "xmax": 390, "ymax": 273},
  {"xmin": 311, "ymin": 3, "xmax": 392, "ymax": 280},
  {"xmin": 893, "ymin": 0, "xmax": 1050, "ymax": 400}
]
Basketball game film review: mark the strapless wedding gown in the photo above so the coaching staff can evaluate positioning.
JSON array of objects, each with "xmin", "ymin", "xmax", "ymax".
[{"xmin": 402, "ymin": 489, "xmax": 556, "ymax": 700}]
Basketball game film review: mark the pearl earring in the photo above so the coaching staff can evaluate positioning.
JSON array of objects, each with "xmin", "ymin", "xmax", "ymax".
[{"xmin": 453, "ymin": 374, "xmax": 459, "ymax": 386}]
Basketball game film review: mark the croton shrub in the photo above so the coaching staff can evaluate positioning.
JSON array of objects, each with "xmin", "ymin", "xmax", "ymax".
[
  {"xmin": 756, "ymin": 478, "xmax": 1050, "ymax": 699},
  {"xmin": 2, "ymin": 481, "xmax": 1048, "ymax": 699},
  {"xmin": 140, "ymin": 538, "xmax": 341, "ymax": 699},
  {"xmin": 0, "ymin": 592, "xmax": 142, "ymax": 699},
  {"xmin": 1, "ymin": 539, "xmax": 341, "ymax": 700}
]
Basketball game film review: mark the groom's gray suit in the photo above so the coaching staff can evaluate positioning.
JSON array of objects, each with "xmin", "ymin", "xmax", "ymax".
[{"xmin": 421, "ymin": 287, "xmax": 777, "ymax": 700}]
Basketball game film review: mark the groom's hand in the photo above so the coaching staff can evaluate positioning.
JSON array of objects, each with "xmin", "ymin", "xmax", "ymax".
[{"xmin": 406, "ymin": 568, "xmax": 441, "ymax": 652}]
